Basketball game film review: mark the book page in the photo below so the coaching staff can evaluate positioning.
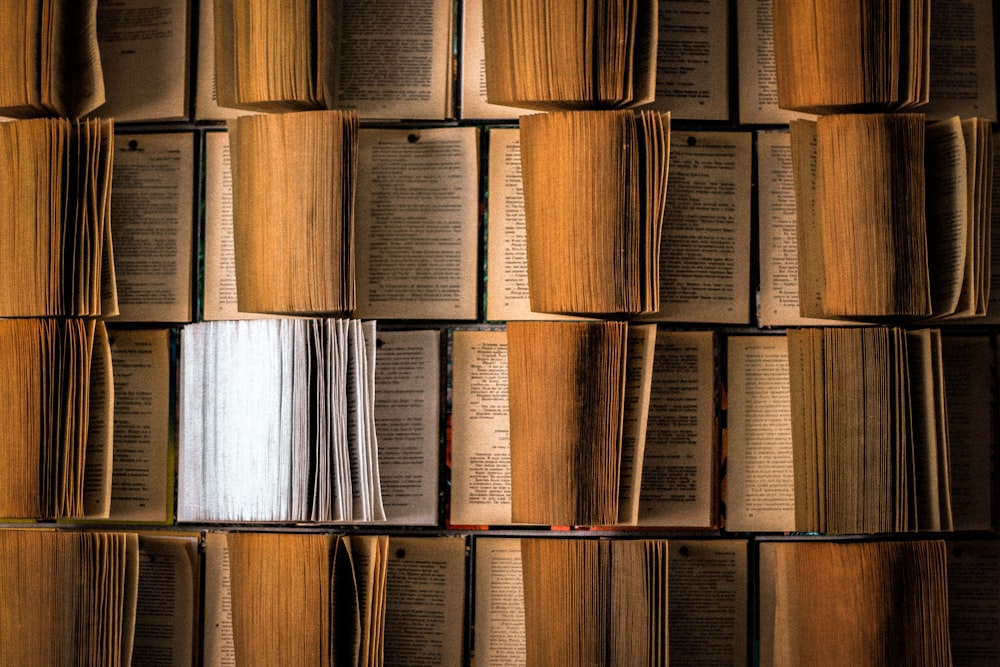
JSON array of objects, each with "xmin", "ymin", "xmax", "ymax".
[
  {"xmin": 642, "ymin": 131, "xmax": 752, "ymax": 323},
  {"xmin": 83, "ymin": 321, "xmax": 114, "ymax": 519},
  {"xmin": 449, "ymin": 329, "xmax": 511, "ymax": 526},
  {"xmin": 384, "ymin": 536, "xmax": 466, "ymax": 667},
  {"xmin": 724, "ymin": 335, "xmax": 795, "ymax": 532},
  {"xmin": 133, "ymin": 534, "xmax": 199, "ymax": 667},
  {"xmin": 96, "ymin": 0, "xmax": 189, "ymax": 122},
  {"xmin": 203, "ymin": 532, "xmax": 236, "ymax": 667},
  {"xmin": 756, "ymin": 130, "xmax": 843, "ymax": 327},
  {"xmin": 736, "ymin": 0, "xmax": 813, "ymax": 124},
  {"xmin": 941, "ymin": 336, "xmax": 994, "ymax": 530},
  {"xmin": 111, "ymin": 132, "xmax": 195, "ymax": 323},
  {"xmin": 487, "ymin": 129, "xmax": 751, "ymax": 323},
  {"xmin": 104, "ymin": 328, "xmax": 173, "ymax": 523},
  {"xmin": 922, "ymin": 0, "xmax": 997, "ymax": 120},
  {"xmin": 669, "ymin": 540, "xmax": 748, "ymax": 666},
  {"xmin": 332, "ymin": 0, "xmax": 453, "ymax": 119},
  {"xmin": 947, "ymin": 540, "xmax": 1000, "ymax": 663},
  {"xmin": 473, "ymin": 537, "xmax": 526, "ymax": 667},
  {"xmin": 373, "ymin": 329, "xmax": 441, "ymax": 525},
  {"xmin": 618, "ymin": 324, "xmax": 657, "ymax": 524},
  {"xmin": 641, "ymin": 0, "xmax": 729, "ymax": 120},
  {"xmin": 637, "ymin": 330, "xmax": 716, "ymax": 527},
  {"xmin": 355, "ymin": 127, "xmax": 479, "ymax": 320}
]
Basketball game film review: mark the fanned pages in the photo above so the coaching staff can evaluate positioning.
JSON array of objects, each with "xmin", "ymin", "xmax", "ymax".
[
  {"xmin": 178, "ymin": 318, "xmax": 384, "ymax": 522},
  {"xmin": 0, "ymin": 529, "xmax": 139, "ymax": 667},
  {"xmin": 482, "ymin": 0, "xmax": 657, "ymax": 109},
  {"xmin": 521, "ymin": 538, "xmax": 668, "ymax": 666},
  {"xmin": 519, "ymin": 109, "xmax": 669, "ymax": 315},
  {"xmin": 791, "ymin": 113, "xmax": 992, "ymax": 320},
  {"xmin": 224, "ymin": 532, "xmax": 388, "ymax": 667},
  {"xmin": 0, "ymin": 319, "xmax": 114, "ymax": 520},
  {"xmin": 787, "ymin": 326, "xmax": 952, "ymax": 534},
  {"xmin": 507, "ymin": 320, "xmax": 634, "ymax": 526},
  {"xmin": 0, "ymin": 117, "xmax": 116, "ymax": 317},
  {"xmin": 228, "ymin": 110, "xmax": 358, "ymax": 315},
  {"xmin": 759, "ymin": 540, "xmax": 951, "ymax": 666},
  {"xmin": 771, "ymin": 0, "xmax": 930, "ymax": 113},
  {"xmin": 0, "ymin": 0, "xmax": 105, "ymax": 119}
]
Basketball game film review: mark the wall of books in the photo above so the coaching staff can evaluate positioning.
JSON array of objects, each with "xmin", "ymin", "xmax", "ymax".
[{"xmin": 0, "ymin": 0, "xmax": 998, "ymax": 664}]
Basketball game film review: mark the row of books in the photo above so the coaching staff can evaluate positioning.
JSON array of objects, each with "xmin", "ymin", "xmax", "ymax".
[
  {"xmin": 6, "ymin": 124, "xmax": 996, "ymax": 327},
  {"xmin": 3, "ymin": 322, "xmax": 994, "ymax": 534},
  {"xmin": 5, "ymin": 0, "xmax": 993, "ymax": 125},
  {"xmin": 3, "ymin": 527, "xmax": 999, "ymax": 666}
]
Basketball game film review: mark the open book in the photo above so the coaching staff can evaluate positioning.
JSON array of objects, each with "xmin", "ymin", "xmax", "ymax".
[
  {"xmin": 474, "ymin": 537, "xmax": 748, "ymax": 666},
  {"xmin": 772, "ymin": 0, "xmax": 929, "ymax": 113},
  {"xmin": 178, "ymin": 318, "xmax": 384, "ymax": 523},
  {"xmin": 486, "ymin": 127, "xmax": 751, "ymax": 324},
  {"xmin": 451, "ymin": 325, "xmax": 717, "ymax": 528},
  {"xmin": 739, "ymin": 0, "xmax": 997, "ymax": 124},
  {"xmin": 203, "ymin": 126, "xmax": 480, "ymax": 321},
  {"xmin": 204, "ymin": 531, "xmax": 388, "ymax": 666},
  {"xmin": 482, "ymin": 0, "xmax": 657, "ymax": 110},
  {"xmin": 0, "ymin": 118, "xmax": 117, "ymax": 317},
  {"xmin": 0, "ymin": 319, "xmax": 113, "ymax": 520},
  {"xmin": 0, "ymin": 0, "xmax": 104, "ymax": 118},
  {"xmin": 0, "ymin": 529, "xmax": 139, "ymax": 665},
  {"xmin": 726, "ymin": 331, "xmax": 993, "ymax": 534},
  {"xmin": 519, "ymin": 110, "xmax": 670, "ymax": 315},
  {"xmin": 213, "ymin": 0, "xmax": 454, "ymax": 118},
  {"xmin": 791, "ymin": 113, "xmax": 993, "ymax": 320},
  {"xmin": 759, "ymin": 540, "xmax": 950, "ymax": 665}
]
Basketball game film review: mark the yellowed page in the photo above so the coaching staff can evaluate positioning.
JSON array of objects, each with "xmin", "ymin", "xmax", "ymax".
[
  {"xmin": 96, "ymin": 0, "xmax": 189, "ymax": 122},
  {"xmin": 473, "ymin": 537, "xmax": 526, "ymax": 667},
  {"xmin": 332, "ymin": 0, "xmax": 453, "ymax": 119},
  {"xmin": 202, "ymin": 532, "xmax": 236, "ymax": 667},
  {"xmin": 373, "ymin": 329, "xmax": 441, "ymax": 525},
  {"xmin": 133, "ymin": 534, "xmax": 199, "ymax": 666},
  {"xmin": 104, "ymin": 328, "xmax": 172, "ymax": 523},
  {"xmin": 641, "ymin": 0, "xmax": 729, "ymax": 120},
  {"xmin": 642, "ymin": 131, "xmax": 752, "ymax": 323},
  {"xmin": 669, "ymin": 540, "xmax": 748, "ymax": 666},
  {"xmin": 355, "ymin": 127, "xmax": 479, "ymax": 320},
  {"xmin": 724, "ymin": 335, "xmax": 795, "ymax": 532},
  {"xmin": 111, "ymin": 132, "xmax": 195, "ymax": 323},
  {"xmin": 449, "ymin": 329, "xmax": 511, "ymax": 526},
  {"xmin": 637, "ymin": 330, "xmax": 716, "ymax": 527},
  {"xmin": 384, "ymin": 536, "xmax": 466, "ymax": 667},
  {"xmin": 923, "ymin": 0, "xmax": 997, "ymax": 120}
]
